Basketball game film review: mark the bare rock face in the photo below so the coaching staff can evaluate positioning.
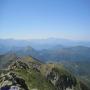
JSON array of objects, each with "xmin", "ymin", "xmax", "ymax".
[
  {"xmin": 0, "ymin": 72, "xmax": 29, "ymax": 90},
  {"xmin": 9, "ymin": 61, "xmax": 29, "ymax": 70},
  {"xmin": 47, "ymin": 68, "xmax": 77, "ymax": 90},
  {"xmin": 0, "ymin": 58, "xmax": 89, "ymax": 90}
]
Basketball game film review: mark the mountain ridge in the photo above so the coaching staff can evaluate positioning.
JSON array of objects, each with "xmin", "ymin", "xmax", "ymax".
[{"xmin": 0, "ymin": 55, "xmax": 89, "ymax": 90}]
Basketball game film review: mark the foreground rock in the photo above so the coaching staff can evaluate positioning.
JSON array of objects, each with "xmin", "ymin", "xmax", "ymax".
[
  {"xmin": 0, "ymin": 56, "xmax": 90, "ymax": 90},
  {"xmin": 0, "ymin": 72, "xmax": 29, "ymax": 90}
]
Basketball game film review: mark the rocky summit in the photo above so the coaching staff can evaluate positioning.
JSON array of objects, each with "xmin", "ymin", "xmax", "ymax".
[{"xmin": 0, "ymin": 56, "xmax": 89, "ymax": 90}]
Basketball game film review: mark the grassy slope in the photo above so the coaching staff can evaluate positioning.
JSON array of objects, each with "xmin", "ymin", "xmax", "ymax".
[
  {"xmin": 11, "ymin": 68, "xmax": 55, "ymax": 90},
  {"xmin": 0, "ymin": 55, "xmax": 89, "ymax": 90}
]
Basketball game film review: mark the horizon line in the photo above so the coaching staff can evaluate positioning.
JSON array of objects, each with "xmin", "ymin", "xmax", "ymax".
[{"xmin": 0, "ymin": 37, "xmax": 90, "ymax": 42}]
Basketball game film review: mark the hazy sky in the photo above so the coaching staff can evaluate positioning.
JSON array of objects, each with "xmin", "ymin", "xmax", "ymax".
[{"xmin": 0, "ymin": 0, "xmax": 90, "ymax": 40}]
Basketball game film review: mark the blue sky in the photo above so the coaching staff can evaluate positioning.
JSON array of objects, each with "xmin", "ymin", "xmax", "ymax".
[{"xmin": 0, "ymin": 0, "xmax": 90, "ymax": 40}]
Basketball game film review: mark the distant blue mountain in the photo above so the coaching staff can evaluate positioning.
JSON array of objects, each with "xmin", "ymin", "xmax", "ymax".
[
  {"xmin": 0, "ymin": 38, "xmax": 90, "ymax": 62},
  {"xmin": 0, "ymin": 38, "xmax": 90, "ymax": 51}
]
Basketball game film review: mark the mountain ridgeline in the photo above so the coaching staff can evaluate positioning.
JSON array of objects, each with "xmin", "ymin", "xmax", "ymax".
[
  {"xmin": 0, "ymin": 39, "xmax": 90, "ymax": 62},
  {"xmin": 0, "ymin": 55, "xmax": 89, "ymax": 90},
  {"xmin": 0, "ymin": 39, "xmax": 90, "ymax": 90}
]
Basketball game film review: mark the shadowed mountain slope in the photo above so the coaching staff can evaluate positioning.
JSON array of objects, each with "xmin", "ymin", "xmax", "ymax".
[{"xmin": 0, "ymin": 54, "xmax": 89, "ymax": 90}]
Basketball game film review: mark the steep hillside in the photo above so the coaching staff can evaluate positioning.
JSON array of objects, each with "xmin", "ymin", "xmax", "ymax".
[
  {"xmin": 60, "ymin": 61, "xmax": 90, "ymax": 89},
  {"xmin": 38, "ymin": 46, "xmax": 90, "ymax": 62},
  {"xmin": 0, "ymin": 56, "xmax": 89, "ymax": 90},
  {"xmin": 0, "ymin": 53, "xmax": 18, "ymax": 69}
]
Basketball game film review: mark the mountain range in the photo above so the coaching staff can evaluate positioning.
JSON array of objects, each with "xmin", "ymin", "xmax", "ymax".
[
  {"xmin": 0, "ymin": 39, "xmax": 90, "ymax": 62},
  {"xmin": 0, "ymin": 39, "xmax": 90, "ymax": 90},
  {"xmin": 0, "ymin": 54, "xmax": 90, "ymax": 90},
  {"xmin": 0, "ymin": 38, "xmax": 90, "ymax": 51}
]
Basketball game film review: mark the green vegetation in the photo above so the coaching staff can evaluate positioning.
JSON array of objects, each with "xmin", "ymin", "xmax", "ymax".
[
  {"xmin": 0, "ymin": 55, "xmax": 90, "ymax": 90},
  {"xmin": 13, "ymin": 69, "xmax": 55, "ymax": 90}
]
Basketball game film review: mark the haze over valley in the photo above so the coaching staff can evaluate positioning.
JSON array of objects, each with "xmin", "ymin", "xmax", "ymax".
[
  {"xmin": 0, "ymin": 0, "xmax": 90, "ymax": 90},
  {"xmin": 0, "ymin": 38, "xmax": 90, "ymax": 90}
]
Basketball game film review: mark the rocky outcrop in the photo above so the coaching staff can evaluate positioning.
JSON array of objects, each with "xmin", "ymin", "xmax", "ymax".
[
  {"xmin": 8, "ymin": 59, "xmax": 41, "ymax": 72},
  {"xmin": 0, "ymin": 59, "xmax": 89, "ymax": 90},
  {"xmin": 0, "ymin": 72, "xmax": 29, "ymax": 90},
  {"xmin": 47, "ymin": 68, "xmax": 77, "ymax": 90},
  {"xmin": 8, "ymin": 61, "xmax": 29, "ymax": 70}
]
